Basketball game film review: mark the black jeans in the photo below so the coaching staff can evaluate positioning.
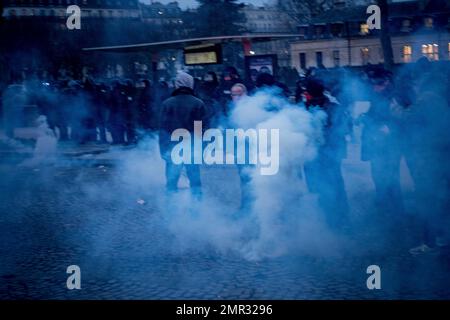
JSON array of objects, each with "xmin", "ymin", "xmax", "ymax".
[
  {"xmin": 405, "ymin": 149, "xmax": 448, "ymax": 246},
  {"xmin": 370, "ymin": 152, "xmax": 405, "ymax": 218},
  {"xmin": 304, "ymin": 155, "xmax": 349, "ymax": 228}
]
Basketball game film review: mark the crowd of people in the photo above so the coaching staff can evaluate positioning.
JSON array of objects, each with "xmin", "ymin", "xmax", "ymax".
[
  {"xmin": 2, "ymin": 72, "xmax": 171, "ymax": 144},
  {"xmin": 157, "ymin": 59, "xmax": 450, "ymax": 255},
  {"xmin": 1, "ymin": 57, "xmax": 450, "ymax": 254},
  {"xmin": 1, "ymin": 65, "xmax": 282, "ymax": 144}
]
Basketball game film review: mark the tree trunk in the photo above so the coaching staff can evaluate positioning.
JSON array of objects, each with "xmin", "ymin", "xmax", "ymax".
[{"xmin": 377, "ymin": 0, "xmax": 394, "ymax": 71}]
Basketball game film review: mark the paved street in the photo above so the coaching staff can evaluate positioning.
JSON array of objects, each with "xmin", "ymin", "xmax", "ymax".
[{"xmin": 0, "ymin": 140, "xmax": 449, "ymax": 300}]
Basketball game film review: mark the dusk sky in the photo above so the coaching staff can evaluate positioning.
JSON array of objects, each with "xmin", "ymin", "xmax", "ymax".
[{"xmin": 139, "ymin": 0, "xmax": 275, "ymax": 9}]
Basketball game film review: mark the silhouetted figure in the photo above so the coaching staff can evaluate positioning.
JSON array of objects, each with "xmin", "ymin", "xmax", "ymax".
[
  {"xmin": 93, "ymin": 82, "xmax": 110, "ymax": 143},
  {"xmin": 159, "ymin": 71, "xmax": 207, "ymax": 198},
  {"xmin": 216, "ymin": 66, "xmax": 242, "ymax": 117},
  {"xmin": 136, "ymin": 79, "xmax": 153, "ymax": 133},
  {"xmin": 109, "ymin": 81, "xmax": 126, "ymax": 144},
  {"xmin": 303, "ymin": 78, "xmax": 351, "ymax": 228},
  {"xmin": 123, "ymin": 79, "xmax": 137, "ymax": 144},
  {"xmin": 197, "ymin": 71, "xmax": 221, "ymax": 127},
  {"xmin": 361, "ymin": 66, "xmax": 405, "ymax": 221}
]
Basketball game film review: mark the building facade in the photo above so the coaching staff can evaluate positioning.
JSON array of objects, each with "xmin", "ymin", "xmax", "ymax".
[
  {"xmin": 290, "ymin": 0, "xmax": 450, "ymax": 71},
  {"xmin": 140, "ymin": 1, "xmax": 183, "ymax": 25},
  {"xmin": 240, "ymin": 4, "xmax": 296, "ymax": 67},
  {"xmin": 2, "ymin": 0, "xmax": 141, "ymax": 19},
  {"xmin": 241, "ymin": 3, "xmax": 295, "ymax": 34}
]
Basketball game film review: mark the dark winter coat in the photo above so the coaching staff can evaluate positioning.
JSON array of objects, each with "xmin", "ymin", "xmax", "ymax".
[
  {"xmin": 159, "ymin": 87, "xmax": 208, "ymax": 160},
  {"xmin": 360, "ymin": 91, "xmax": 394, "ymax": 161},
  {"xmin": 307, "ymin": 95, "xmax": 350, "ymax": 161}
]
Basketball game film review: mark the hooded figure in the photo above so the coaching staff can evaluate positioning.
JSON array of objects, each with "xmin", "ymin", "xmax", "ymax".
[{"xmin": 159, "ymin": 71, "xmax": 208, "ymax": 197}]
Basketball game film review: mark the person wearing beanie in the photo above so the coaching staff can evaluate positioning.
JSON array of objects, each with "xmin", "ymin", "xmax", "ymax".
[{"xmin": 174, "ymin": 71, "xmax": 195, "ymax": 90}]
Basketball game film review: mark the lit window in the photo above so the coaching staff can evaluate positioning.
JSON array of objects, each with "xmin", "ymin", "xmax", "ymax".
[
  {"xmin": 403, "ymin": 45, "xmax": 412, "ymax": 63},
  {"xmin": 424, "ymin": 17, "xmax": 433, "ymax": 28},
  {"xmin": 422, "ymin": 44, "xmax": 439, "ymax": 61},
  {"xmin": 360, "ymin": 23, "xmax": 369, "ymax": 35}
]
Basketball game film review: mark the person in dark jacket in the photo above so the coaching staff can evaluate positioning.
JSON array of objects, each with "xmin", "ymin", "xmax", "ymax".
[
  {"xmin": 255, "ymin": 72, "xmax": 291, "ymax": 99},
  {"xmin": 215, "ymin": 66, "xmax": 242, "ymax": 117},
  {"xmin": 404, "ymin": 68, "xmax": 450, "ymax": 254},
  {"xmin": 109, "ymin": 81, "xmax": 127, "ymax": 144},
  {"xmin": 197, "ymin": 71, "xmax": 220, "ymax": 127},
  {"xmin": 80, "ymin": 78, "xmax": 98, "ymax": 143},
  {"xmin": 360, "ymin": 66, "xmax": 405, "ymax": 221},
  {"xmin": 303, "ymin": 77, "xmax": 351, "ymax": 228},
  {"xmin": 152, "ymin": 80, "xmax": 171, "ymax": 130},
  {"xmin": 93, "ymin": 82, "xmax": 110, "ymax": 144},
  {"xmin": 123, "ymin": 79, "xmax": 137, "ymax": 145},
  {"xmin": 136, "ymin": 79, "xmax": 153, "ymax": 133},
  {"xmin": 159, "ymin": 71, "xmax": 207, "ymax": 198}
]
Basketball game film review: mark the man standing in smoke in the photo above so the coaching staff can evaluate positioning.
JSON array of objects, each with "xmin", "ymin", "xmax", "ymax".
[
  {"xmin": 230, "ymin": 73, "xmax": 288, "ymax": 212},
  {"xmin": 361, "ymin": 66, "xmax": 405, "ymax": 222},
  {"xmin": 303, "ymin": 78, "xmax": 351, "ymax": 229},
  {"xmin": 398, "ymin": 59, "xmax": 450, "ymax": 254},
  {"xmin": 159, "ymin": 71, "xmax": 207, "ymax": 198},
  {"xmin": 229, "ymin": 83, "xmax": 252, "ymax": 212}
]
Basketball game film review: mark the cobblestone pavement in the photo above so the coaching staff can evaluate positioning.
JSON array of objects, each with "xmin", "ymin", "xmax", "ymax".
[{"xmin": 0, "ymin": 147, "xmax": 449, "ymax": 300}]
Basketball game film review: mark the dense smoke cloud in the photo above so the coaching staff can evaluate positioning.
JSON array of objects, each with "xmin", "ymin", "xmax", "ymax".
[{"xmin": 92, "ymin": 86, "xmax": 348, "ymax": 262}]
